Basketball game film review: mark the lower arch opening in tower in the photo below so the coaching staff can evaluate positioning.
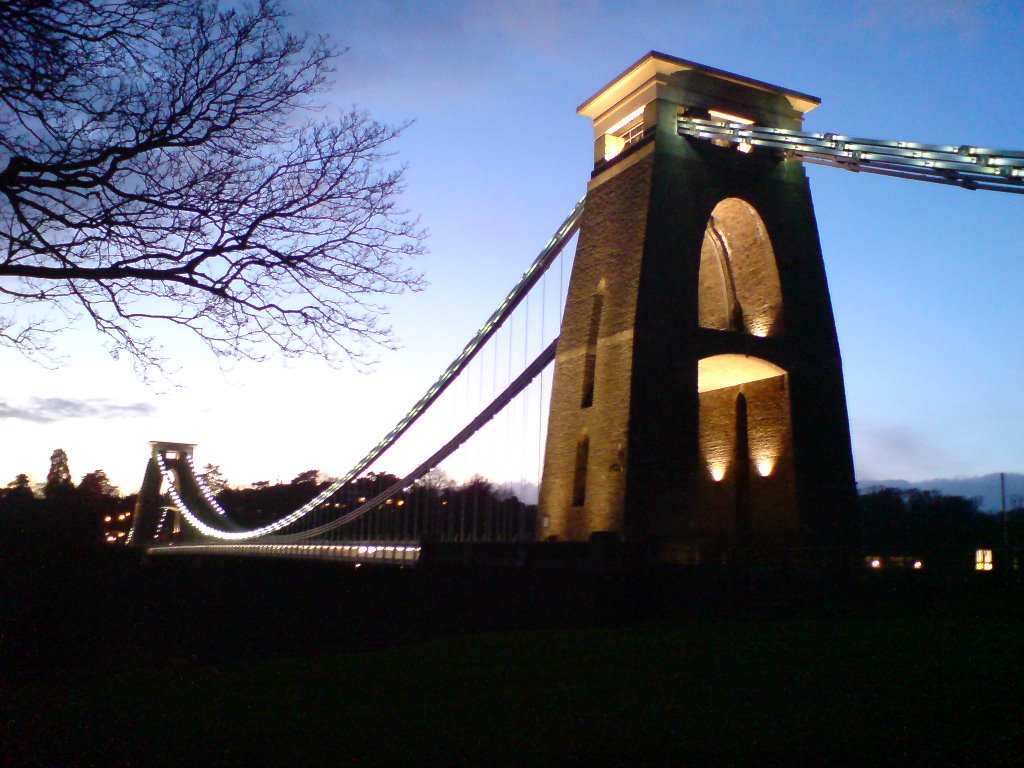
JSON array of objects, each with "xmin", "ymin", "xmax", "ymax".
[{"xmin": 694, "ymin": 354, "xmax": 797, "ymax": 565}]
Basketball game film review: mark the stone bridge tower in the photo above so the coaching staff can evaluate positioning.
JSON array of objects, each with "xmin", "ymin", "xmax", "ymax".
[
  {"xmin": 537, "ymin": 52, "xmax": 857, "ymax": 565},
  {"xmin": 127, "ymin": 441, "xmax": 195, "ymax": 546}
]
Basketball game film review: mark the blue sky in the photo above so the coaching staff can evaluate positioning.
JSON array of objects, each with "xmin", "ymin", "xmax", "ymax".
[{"xmin": 1, "ymin": 0, "xmax": 1021, "ymax": 493}]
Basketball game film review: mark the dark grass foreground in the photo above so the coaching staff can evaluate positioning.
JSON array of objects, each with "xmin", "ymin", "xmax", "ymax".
[{"xmin": 5, "ymin": 610, "xmax": 1022, "ymax": 767}]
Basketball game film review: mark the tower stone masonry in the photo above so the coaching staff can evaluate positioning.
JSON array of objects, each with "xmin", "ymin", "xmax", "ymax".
[{"xmin": 537, "ymin": 52, "xmax": 858, "ymax": 565}]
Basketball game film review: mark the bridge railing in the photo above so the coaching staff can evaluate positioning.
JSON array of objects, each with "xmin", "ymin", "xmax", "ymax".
[{"xmin": 678, "ymin": 115, "xmax": 1024, "ymax": 193}]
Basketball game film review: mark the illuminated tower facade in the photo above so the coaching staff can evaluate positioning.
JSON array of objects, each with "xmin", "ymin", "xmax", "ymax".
[{"xmin": 537, "ymin": 52, "xmax": 857, "ymax": 564}]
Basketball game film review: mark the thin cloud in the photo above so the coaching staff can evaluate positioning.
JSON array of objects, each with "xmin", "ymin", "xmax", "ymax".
[
  {"xmin": 0, "ymin": 397, "xmax": 156, "ymax": 423},
  {"xmin": 853, "ymin": 421, "xmax": 951, "ymax": 483},
  {"xmin": 851, "ymin": 0, "xmax": 987, "ymax": 38}
]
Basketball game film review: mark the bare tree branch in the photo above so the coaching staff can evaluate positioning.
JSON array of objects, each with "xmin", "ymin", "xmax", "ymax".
[{"xmin": 0, "ymin": 0, "xmax": 425, "ymax": 378}]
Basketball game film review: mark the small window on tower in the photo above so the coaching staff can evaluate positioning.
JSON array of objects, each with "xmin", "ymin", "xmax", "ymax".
[
  {"xmin": 619, "ymin": 116, "xmax": 645, "ymax": 149},
  {"xmin": 572, "ymin": 435, "xmax": 590, "ymax": 507},
  {"xmin": 601, "ymin": 107, "xmax": 646, "ymax": 162},
  {"xmin": 580, "ymin": 292, "xmax": 603, "ymax": 408}
]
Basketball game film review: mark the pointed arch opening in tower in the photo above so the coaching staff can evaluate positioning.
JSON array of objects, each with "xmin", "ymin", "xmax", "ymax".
[{"xmin": 697, "ymin": 198, "xmax": 784, "ymax": 338}]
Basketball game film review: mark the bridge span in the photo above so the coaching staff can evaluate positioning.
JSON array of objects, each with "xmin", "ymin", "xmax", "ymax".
[{"xmin": 129, "ymin": 52, "xmax": 1023, "ymax": 569}]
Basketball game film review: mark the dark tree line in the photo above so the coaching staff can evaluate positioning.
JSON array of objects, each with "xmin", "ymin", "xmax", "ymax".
[
  {"xmin": 212, "ymin": 468, "xmax": 330, "ymax": 527},
  {"xmin": 5, "ymin": 454, "xmax": 1021, "ymax": 553},
  {"xmin": 860, "ymin": 486, "xmax": 1023, "ymax": 552},
  {"xmin": 0, "ymin": 452, "xmax": 536, "ymax": 549},
  {"xmin": 0, "ymin": 449, "xmax": 133, "ymax": 548}
]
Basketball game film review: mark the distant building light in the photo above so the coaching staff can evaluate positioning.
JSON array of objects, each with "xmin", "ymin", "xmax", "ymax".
[
  {"xmin": 867, "ymin": 557, "xmax": 882, "ymax": 569},
  {"xmin": 976, "ymin": 549, "xmax": 993, "ymax": 571},
  {"xmin": 913, "ymin": 560, "xmax": 923, "ymax": 570}
]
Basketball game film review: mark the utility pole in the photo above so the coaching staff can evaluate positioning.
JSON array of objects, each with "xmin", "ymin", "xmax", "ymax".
[{"xmin": 1001, "ymin": 472, "xmax": 1009, "ymax": 547}]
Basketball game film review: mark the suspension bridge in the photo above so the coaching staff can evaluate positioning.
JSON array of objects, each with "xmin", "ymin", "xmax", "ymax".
[{"xmin": 128, "ymin": 52, "xmax": 1023, "ymax": 569}]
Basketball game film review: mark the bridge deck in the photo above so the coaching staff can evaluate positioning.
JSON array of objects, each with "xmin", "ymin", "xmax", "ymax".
[{"xmin": 147, "ymin": 542, "xmax": 421, "ymax": 565}]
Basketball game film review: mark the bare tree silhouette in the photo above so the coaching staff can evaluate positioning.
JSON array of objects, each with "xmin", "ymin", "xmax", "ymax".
[{"xmin": 0, "ymin": 0, "xmax": 424, "ymax": 377}]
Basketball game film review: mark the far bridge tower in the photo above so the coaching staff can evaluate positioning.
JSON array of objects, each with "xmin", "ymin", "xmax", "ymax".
[{"xmin": 538, "ymin": 52, "xmax": 858, "ymax": 565}]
